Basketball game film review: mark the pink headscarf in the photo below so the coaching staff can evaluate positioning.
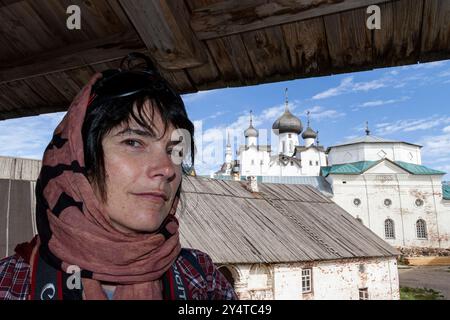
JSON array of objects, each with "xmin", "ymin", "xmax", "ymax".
[{"xmin": 33, "ymin": 73, "xmax": 181, "ymax": 299}]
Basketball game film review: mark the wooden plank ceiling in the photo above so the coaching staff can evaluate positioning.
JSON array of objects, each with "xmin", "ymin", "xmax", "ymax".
[{"xmin": 0, "ymin": 0, "xmax": 449, "ymax": 120}]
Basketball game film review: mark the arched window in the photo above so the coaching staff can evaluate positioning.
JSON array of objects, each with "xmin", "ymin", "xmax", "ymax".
[
  {"xmin": 218, "ymin": 266, "xmax": 236, "ymax": 288},
  {"xmin": 384, "ymin": 219, "xmax": 395, "ymax": 239},
  {"xmin": 416, "ymin": 219, "xmax": 428, "ymax": 239}
]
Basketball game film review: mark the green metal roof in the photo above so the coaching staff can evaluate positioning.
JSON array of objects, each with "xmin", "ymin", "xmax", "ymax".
[
  {"xmin": 395, "ymin": 161, "xmax": 446, "ymax": 175},
  {"xmin": 443, "ymin": 185, "xmax": 450, "ymax": 200},
  {"xmin": 321, "ymin": 160, "xmax": 446, "ymax": 176},
  {"xmin": 321, "ymin": 161, "xmax": 377, "ymax": 176}
]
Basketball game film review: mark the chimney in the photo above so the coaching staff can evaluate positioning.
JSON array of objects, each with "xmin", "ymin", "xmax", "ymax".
[{"xmin": 246, "ymin": 176, "xmax": 259, "ymax": 193}]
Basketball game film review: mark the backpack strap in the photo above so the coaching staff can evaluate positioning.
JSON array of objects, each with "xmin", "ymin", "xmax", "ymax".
[
  {"xmin": 162, "ymin": 249, "xmax": 211, "ymax": 300},
  {"xmin": 29, "ymin": 247, "xmax": 83, "ymax": 300}
]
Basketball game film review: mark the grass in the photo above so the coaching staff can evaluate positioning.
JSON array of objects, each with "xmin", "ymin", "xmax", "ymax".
[{"xmin": 400, "ymin": 287, "xmax": 444, "ymax": 300}]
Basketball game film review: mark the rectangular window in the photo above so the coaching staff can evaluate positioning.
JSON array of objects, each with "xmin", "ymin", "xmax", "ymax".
[
  {"xmin": 309, "ymin": 160, "xmax": 313, "ymax": 166},
  {"xmin": 315, "ymin": 161, "xmax": 319, "ymax": 166},
  {"xmin": 288, "ymin": 134, "xmax": 292, "ymax": 138},
  {"xmin": 359, "ymin": 288, "xmax": 369, "ymax": 300},
  {"xmin": 301, "ymin": 269, "xmax": 312, "ymax": 293},
  {"xmin": 251, "ymin": 160, "xmax": 254, "ymax": 165}
]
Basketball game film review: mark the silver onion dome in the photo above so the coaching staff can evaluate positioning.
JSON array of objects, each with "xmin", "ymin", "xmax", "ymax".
[
  {"xmin": 272, "ymin": 108, "xmax": 303, "ymax": 135},
  {"xmin": 302, "ymin": 126, "xmax": 317, "ymax": 139}
]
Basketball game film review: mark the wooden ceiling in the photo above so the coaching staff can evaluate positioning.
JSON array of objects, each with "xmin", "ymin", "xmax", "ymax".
[{"xmin": 0, "ymin": 0, "xmax": 449, "ymax": 120}]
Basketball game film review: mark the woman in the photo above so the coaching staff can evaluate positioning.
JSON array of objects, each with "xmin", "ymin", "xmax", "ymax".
[{"xmin": 0, "ymin": 53, "xmax": 237, "ymax": 300}]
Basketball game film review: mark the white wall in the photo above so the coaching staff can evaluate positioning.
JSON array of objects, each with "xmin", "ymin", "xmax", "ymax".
[
  {"xmin": 239, "ymin": 146, "xmax": 326, "ymax": 177},
  {"xmin": 327, "ymin": 170, "xmax": 450, "ymax": 248},
  {"xmin": 239, "ymin": 146, "xmax": 272, "ymax": 176},
  {"xmin": 328, "ymin": 143, "xmax": 422, "ymax": 166},
  {"xmin": 278, "ymin": 133, "xmax": 299, "ymax": 156},
  {"xmin": 295, "ymin": 148, "xmax": 327, "ymax": 176},
  {"xmin": 227, "ymin": 257, "xmax": 399, "ymax": 300}
]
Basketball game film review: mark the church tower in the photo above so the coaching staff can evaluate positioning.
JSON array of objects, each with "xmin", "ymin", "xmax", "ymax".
[
  {"xmin": 302, "ymin": 111, "xmax": 318, "ymax": 148},
  {"xmin": 225, "ymin": 131, "xmax": 232, "ymax": 165},
  {"xmin": 244, "ymin": 110, "xmax": 258, "ymax": 147}
]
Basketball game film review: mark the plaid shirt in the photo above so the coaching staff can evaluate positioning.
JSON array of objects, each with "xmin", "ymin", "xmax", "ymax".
[{"xmin": 0, "ymin": 248, "xmax": 237, "ymax": 300}]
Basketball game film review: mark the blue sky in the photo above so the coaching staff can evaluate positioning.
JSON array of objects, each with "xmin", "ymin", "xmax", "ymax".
[{"xmin": 1, "ymin": 59, "xmax": 449, "ymax": 180}]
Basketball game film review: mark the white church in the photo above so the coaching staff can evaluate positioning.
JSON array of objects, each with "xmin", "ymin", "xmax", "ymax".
[
  {"xmin": 215, "ymin": 95, "xmax": 450, "ymax": 250},
  {"xmin": 217, "ymin": 96, "xmax": 327, "ymax": 178}
]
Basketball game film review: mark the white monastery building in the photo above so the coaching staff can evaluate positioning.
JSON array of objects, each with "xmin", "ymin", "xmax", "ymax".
[{"xmin": 215, "ymin": 95, "xmax": 450, "ymax": 249}]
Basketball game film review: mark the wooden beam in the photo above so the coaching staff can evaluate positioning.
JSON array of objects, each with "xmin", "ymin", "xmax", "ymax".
[
  {"xmin": 0, "ymin": 30, "xmax": 146, "ymax": 85},
  {"xmin": 119, "ymin": 0, "xmax": 208, "ymax": 69},
  {"xmin": 420, "ymin": 0, "xmax": 450, "ymax": 62},
  {"xmin": 0, "ymin": 0, "xmax": 23, "ymax": 8},
  {"xmin": 0, "ymin": 104, "xmax": 68, "ymax": 121},
  {"xmin": 191, "ymin": 0, "xmax": 391, "ymax": 40}
]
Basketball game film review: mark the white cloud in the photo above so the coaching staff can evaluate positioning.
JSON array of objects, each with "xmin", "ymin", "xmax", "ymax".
[
  {"xmin": 418, "ymin": 125, "xmax": 450, "ymax": 177},
  {"xmin": 353, "ymin": 80, "xmax": 385, "ymax": 91},
  {"xmin": 343, "ymin": 135, "xmax": 359, "ymax": 141},
  {"xmin": 182, "ymin": 89, "xmax": 219, "ymax": 103},
  {"xmin": 375, "ymin": 116, "xmax": 450, "ymax": 136},
  {"xmin": 419, "ymin": 133, "xmax": 450, "ymax": 177},
  {"xmin": 259, "ymin": 103, "xmax": 288, "ymax": 121},
  {"xmin": 355, "ymin": 96, "xmax": 410, "ymax": 109},
  {"xmin": 312, "ymin": 77, "xmax": 354, "ymax": 100},
  {"xmin": 0, "ymin": 112, "xmax": 66, "ymax": 160},
  {"xmin": 435, "ymin": 164, "xmax": 450, "ymax": 173},
  {"xmin": 312, "ymin": 77, "xmax": 387, "ymax": 100},
  {"xmin": 438, "ymin": 69, "xmax": 450, "ymax": 77},
  {"xmin": 299, "ymin": 106, "xmax": 346, "ymax": 121},
  {"xmin": 427, "ymin": 157, "xmax": 450, "ymax": 164},
  {"xmin": 200, "ymin": 110, "xmax": 227, "ymax": 121},
  {"xmin": 387, "ymin": 70, "xmax": 399, "ymax": 76}
]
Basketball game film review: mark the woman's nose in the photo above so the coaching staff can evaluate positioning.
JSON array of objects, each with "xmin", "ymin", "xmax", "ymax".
[{"xmin": 145, "ymin": 150, "xmax": 176, "ymax": 181}]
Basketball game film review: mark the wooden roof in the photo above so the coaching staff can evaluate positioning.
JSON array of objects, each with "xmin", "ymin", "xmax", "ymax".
[
  {"xmin": 179, "ymin": 176, "xmax": 398, "ymax": 264},
  {"xmin": 0, "ymin": 0, "xmax": 449, "ymax": 120}
]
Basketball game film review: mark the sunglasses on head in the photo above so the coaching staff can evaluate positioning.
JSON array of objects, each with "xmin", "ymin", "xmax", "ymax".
[{"xmin": 89, "ymin": 52, "xmax": 181, "ymax": 105}]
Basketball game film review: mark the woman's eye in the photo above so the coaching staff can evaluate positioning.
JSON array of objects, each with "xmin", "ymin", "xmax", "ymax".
[{"xmin": 123, "ymin": 139, "xmax": 142, "ymax": 148}]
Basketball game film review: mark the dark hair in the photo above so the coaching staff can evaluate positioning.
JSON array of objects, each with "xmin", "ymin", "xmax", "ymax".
[{"xmin": 81, "ymin": 88, "xmax": 195, "ymax": 201}]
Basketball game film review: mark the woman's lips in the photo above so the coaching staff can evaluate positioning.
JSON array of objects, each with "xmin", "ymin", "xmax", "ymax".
[{"xmin": 131, "ymin": 192, "xmax": 168, "ymax": 203}]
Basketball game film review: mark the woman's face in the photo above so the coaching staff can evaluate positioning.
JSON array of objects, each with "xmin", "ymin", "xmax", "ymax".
[{"xmin": 99, "ymin": 101, "xmax": 183, "ymax": 234}]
